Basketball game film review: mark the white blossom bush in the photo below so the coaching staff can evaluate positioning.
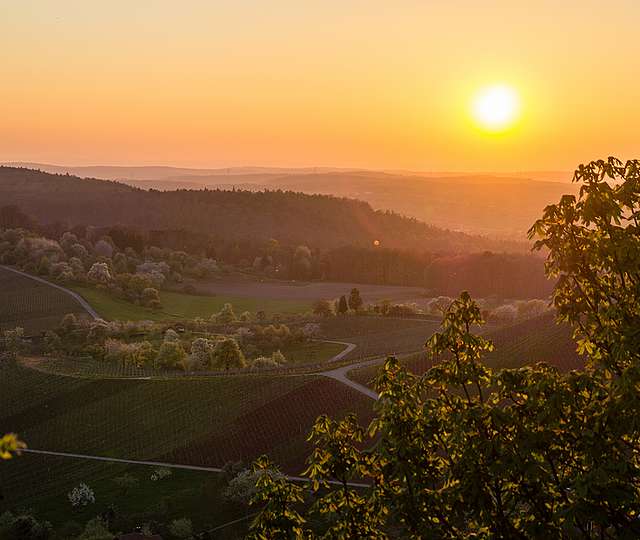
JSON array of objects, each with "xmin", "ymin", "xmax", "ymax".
[
  {"xmin": 224, "ymin": 468, "xmax": 284, "ymax": 504},
  {"xmin": 150, "ymin": 467, "xmax": 172, "ymax": 481},
  {"xmin": 426, "ymin": 296, "xmax": 455, "ymax": 316},
  {"xmin": 490, "ymin": 303, "xmax": 519, "ymax": 322},
  {"xmin": 68, "ymin": 483, "xmax": 95, "ymax": 507},
  {"xmin": 87, "ymin": 262, "xmax": 112, "ymax": 284}
]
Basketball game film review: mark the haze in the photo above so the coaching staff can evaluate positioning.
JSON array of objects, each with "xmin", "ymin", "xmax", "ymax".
[{"xmin": 3, "ymin": 0, "xmax": 640, "ymax": 171}]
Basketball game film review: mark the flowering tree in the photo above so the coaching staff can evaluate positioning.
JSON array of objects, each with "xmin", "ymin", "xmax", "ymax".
[
  {"xmin": 87, "ymin": 262, "xmax": 111, "ymax": 284},
  {"xmin": 68, "ymin": 483, "xmax": 95, "ymax": 507}
]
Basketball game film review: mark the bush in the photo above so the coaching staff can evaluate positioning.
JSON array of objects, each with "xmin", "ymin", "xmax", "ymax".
[
  {"xmin": 68, "ymin": 483, "xmax": 95, "ymax": 507},
  {"xmin": 168, "ymin": 518, "xmax": 193, "ymax": 539},
  {"xmin": 214, "ymin": 303, "xmax": 237, "ymax": 324}
]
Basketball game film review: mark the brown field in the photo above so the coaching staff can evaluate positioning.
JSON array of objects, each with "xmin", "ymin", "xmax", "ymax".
[
  {"xmin": 348, "ymin": 313, "xmax": 583, "ymax": 389},
  {"xmin": 320, "ymin": 315, "xmax": 442, "ymax": 361},
  {"xmin": 181, "ymin": 276, "xmax": 427, "ymax": 304}
]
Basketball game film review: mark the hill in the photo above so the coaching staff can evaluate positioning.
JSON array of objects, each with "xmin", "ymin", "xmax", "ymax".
[
  {"xmin": 4, "ymin": 163, "xmax": 575, "ymax": 238},
  {"xmin": 0, "ymin": 166, "xmax": 526, "ymax": 253}
]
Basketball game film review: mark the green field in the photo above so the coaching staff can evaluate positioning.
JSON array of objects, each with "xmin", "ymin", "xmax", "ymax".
[
  {"xmin": 0, "ymin": 453, "xmax": 250, "ymax": 537},
  {"xmin": 71, "ymin": 286, "xmax": 311, "ymax": 321}
]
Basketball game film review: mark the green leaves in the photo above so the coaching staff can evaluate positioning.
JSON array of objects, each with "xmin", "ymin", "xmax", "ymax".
[{"xmin": 248, "ymin": 158, "xmax": 640, "ymax": 539}]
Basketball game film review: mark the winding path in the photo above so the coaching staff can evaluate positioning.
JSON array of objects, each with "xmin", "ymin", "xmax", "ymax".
[{"xmin": 0, "ymin": 264, "xmax": 99, "ymax": 319}]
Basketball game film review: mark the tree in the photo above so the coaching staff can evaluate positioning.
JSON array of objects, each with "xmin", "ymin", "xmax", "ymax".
[
  {"xmin": 75, "ymin": 518, "xmax": 112, "ymax": 540},
  {"xmin": 225, "ymin": 467, "xmax": 285, "ymax": 507},
  {"xmin": 271, "ymin": 349, "xmax": 286, "ymax": 365},
  {"xmin": 112, "ymin": 473, "xmax": 138, "ymax": 495},
  {"xmin": 141, "ymin": 287, "xmax": 161, "ymax": 309},
  {"xmin": 168, "ymin": 518, "xmax": 193, "ymax": 539},
  {"xmin": 347, "ymin": 287, "xmax": 363, "ymax": 312},
  {"xmin": 93, "ymin": 238, "xmax": 114, "ymax": 259},
  {"xmin": 87, "ymin": 262, "xmax": 111, "ymax": 284},
  {"xmin": 337, "ymin": 295, "xmax": 348, "ymax": 315},
  {"xmin": 59, "ymin": 313, "xmax": 78, "ymax": 333},
  {"xmin": 43, "ymin": 330, "xmax": 62, "ymax": 353},
  {"xmin": 1, "ymin": 327, "xmax": 25, "ymax": 358},
  {"xmin": 155, "ymin": 339, "xmax": 187, "ymax": 370},
  {"xmin": 312, "ymin": 299, "xmax": 334, "ymax": 318},
  {"xmin": 214, "ymin": 302, "xmax": 237, "ymax": 324},
  {"xmin": 213, "ymin": 337, "xmax": 246, "ymax": 370},
  {"xmin": 249, "ymin": 158, "xmax": 640, "ymax": 538},
  {"xmin": 0, "ymin": 512, "xmax": 52, "ymax": 540},
  {"xmin": 68, "ymin": 483, "xmax": 95, "ymax": 507},
  {"xmin": 188, "ymin": 337, "xmax": 215, "ymax": 370}
]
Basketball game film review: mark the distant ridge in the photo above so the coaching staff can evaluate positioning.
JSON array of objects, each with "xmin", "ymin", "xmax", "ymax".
[
  {"xmin": 2, "ymin": 163, "xmax": 576, "ymax": 239},
  {"xmin": 0, "ymin": 166, "xmax": 527, "ymax": 253}
]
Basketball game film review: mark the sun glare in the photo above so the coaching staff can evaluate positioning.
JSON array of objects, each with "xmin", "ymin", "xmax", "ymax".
[{"xmin": 471, "ymin": 84, "xmax": 520, "ymax": 132}]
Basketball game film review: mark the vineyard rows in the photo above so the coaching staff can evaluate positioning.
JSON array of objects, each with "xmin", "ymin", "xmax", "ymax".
[{"xmin": 0, "ymin": 267, "xmax": 83, "ymax": 333}]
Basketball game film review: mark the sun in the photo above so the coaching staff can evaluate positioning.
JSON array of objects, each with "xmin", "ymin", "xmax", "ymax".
[{"xmin": 471, "ymin": 84, "xmax": 520, "ymax": 132}]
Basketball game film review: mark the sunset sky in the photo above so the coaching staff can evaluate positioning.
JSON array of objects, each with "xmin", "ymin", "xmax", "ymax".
[{"xmin": 2, "ymin": 0, "xmax": 639, "ymax": 171}]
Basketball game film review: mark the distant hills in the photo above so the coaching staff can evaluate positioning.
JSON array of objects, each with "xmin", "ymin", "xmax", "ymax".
[
  {"xmin": 5, "ymin": 163, "xmax": 575, "ymax": 238},
  {"xmin": 0, "ymin": 166, "xmax": 527, "ymax": 253}
]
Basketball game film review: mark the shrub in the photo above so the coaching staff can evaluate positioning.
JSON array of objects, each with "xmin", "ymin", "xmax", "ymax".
[
  {"xmin": 87, "ymin": 262, "xmax": 111, "ymax": 284},
  {"xmin": 155, "ymin": 340, "xmax": 187, "ymax": 370},
  {"xmin": 168, "ymin": 518, "xmax": 193, "ymax": 539},
  {"xmin": 214, "ymin": 302, "xmax": 237, "ymax": 324},
  {"xmin": 68, "ymin": 483, "xmax": 95, "ymax": 507}
]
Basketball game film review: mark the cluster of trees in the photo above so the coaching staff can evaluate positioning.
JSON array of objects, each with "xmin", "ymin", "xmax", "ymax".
[
  {"xmin": 321, "ymin": 246, "xmax": 553, "ymax": 298},
  {"xmin": 43, "ymin": 309, "xmax": 321, "ymax": 372},
  {"xmin": 0, "ymin": 223, "xmax": 223, "ymax": 309},
  {"xmin": 0, "ymin": 166, "xmax": 522, "ymax": 254},
  {"xmin": 310, "ymin": 288, "xmax": 551, "ymax": 323},
  {"xmin": 248, "ymin": 158, "xmax": 640, "ymax": 538},
  {"xmin": 0, "ymin": 168, "xmax": 553, "ymax": 298}
]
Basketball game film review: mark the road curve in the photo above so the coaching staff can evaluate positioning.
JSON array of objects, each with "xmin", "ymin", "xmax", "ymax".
[
  {"xmin": 319, "ymin": 357, "xmax": 384, "ymax": 401},
  {"xmin": 0, "ymin": 264, "xmax": 99, "ymax": 320},
  {"xmin": 314, "ymin": 338, "xmax": 357, "ymax": 363}
]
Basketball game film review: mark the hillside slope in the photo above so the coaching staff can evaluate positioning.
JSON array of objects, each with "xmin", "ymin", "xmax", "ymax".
[
  {"xmin": 5, "ymin": 163, "xmax": 575, "ymax": 238},
  {"xmin": 0, "ymin": 166, "xmax": 526, "ymax": 253}
]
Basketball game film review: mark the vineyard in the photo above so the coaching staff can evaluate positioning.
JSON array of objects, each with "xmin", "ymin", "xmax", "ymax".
[
  {"xmin": 347, "ymin": 313, "xmax": 583, "ymax": 389},
  {"xmin": 319, "ymin": 316, "xmax": 442, "ymax": 361},
  {"xmin": 0, "ymin": 266, "xmax": 84, "ymax": 333},
  {"xmin": 0, "ymin": 360, "xmax": 373, "ymax": 471}
]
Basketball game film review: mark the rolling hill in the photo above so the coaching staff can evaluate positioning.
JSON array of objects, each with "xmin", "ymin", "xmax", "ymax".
[
  {"xmin": 0, "ymin": 166, "xmax": 527, "ymax": 253},
  {"xmin": 5, "ymin": 163, "xmax": 575, "ymax": 238}
]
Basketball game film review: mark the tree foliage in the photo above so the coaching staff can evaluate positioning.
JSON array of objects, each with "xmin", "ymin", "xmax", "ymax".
[{"xmin": 248, "ymin": 159, "xmax": 640, "ymax": 538}]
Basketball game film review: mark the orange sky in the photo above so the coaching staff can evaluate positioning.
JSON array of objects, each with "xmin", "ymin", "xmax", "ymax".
[{"xmin": 2, "ymin": 1, "xmax": 639, "ymax": 171}]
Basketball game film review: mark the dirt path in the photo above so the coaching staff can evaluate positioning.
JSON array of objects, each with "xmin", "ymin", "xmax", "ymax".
[
  {"xmin": 21, "ymin": 448, "xmax": 369, "ymax": 488},
  {"xmin": 320, "ymin": 339, "xmax": 357, "ymax": 363},
  {"xmin": 0, "ymin": 265, "xmax": 99, "ymax": 320}
]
